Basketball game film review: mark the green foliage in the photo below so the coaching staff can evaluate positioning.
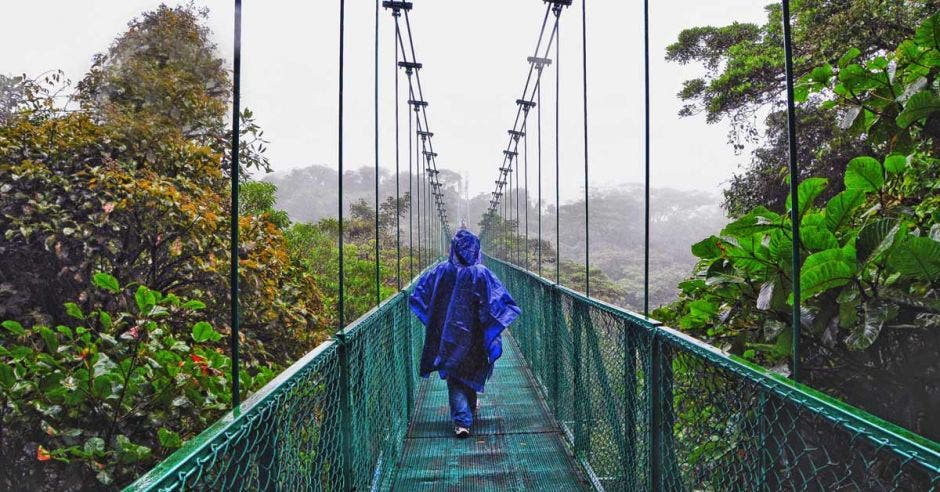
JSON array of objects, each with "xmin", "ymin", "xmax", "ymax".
[
  {"xmin": 657, "ymin": 149, "xmax": 938, "ymax": 361},
  {"xmin": 0, "ymin": 6, "xmax": 326, "ymax": 489},
  {"xmin": 660, "ymin": 16, "xmax": 940, "ymax": 445},
  {"xmin": 0, "ymin": 276, "xmax": 272, "ymax": 488}
]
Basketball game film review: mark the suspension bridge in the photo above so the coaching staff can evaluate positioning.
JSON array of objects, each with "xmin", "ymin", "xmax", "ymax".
[{"xmin": 127, "ymin": 0, "xmax": 939, "ymax": 490}]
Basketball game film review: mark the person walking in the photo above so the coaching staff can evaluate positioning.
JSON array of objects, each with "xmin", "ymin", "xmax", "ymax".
[{"xmin": 409, "ymin": 229, "xmax": 521, "ymax": 437}]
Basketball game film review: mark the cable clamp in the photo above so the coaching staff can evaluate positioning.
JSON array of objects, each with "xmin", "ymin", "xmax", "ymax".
[
  {"xmin": 527, "ymin": 56, "xmax": 553, "ymax": 68},
  {"xmin": 381, "ymin": 1, "xmax": 413, "ymax": 11}
]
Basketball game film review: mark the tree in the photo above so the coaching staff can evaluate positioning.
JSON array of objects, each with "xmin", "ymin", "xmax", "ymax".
[
  {"xmin": 666, "ymin": 1, "xmax": 936, "ymax": 215},
  {"xmin": 75, "ymin": 4, "xmax": 269, "ymax": 177}
]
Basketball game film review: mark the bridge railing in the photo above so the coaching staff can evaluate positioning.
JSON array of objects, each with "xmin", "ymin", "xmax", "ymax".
[
  {"xmin": 125, "ymin": 265, "xmax": 432, "ymax": 491},
  {"xmin": 487, "ymin": 255, "xmax": 940, "ymax": 491}
]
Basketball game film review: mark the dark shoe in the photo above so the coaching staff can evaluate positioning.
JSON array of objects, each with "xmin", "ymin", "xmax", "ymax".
[{"xmin": 454, "ymin": 426, "xmax": 470, "ymax": 438}]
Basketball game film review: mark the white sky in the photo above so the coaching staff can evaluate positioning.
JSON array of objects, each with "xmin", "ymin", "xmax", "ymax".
[{"xmin": 1, "ymin": 1, "xmax": 769, "ymax": 204}]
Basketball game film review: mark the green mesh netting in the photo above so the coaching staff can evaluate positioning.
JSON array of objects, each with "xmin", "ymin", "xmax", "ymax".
[
  {"xmin": 487, "ymin": 255, "xmax": 940, "ymax": 492},
  {"xmin": 127, "ymin": 258, "xmax": 939, "ymax": 491}
]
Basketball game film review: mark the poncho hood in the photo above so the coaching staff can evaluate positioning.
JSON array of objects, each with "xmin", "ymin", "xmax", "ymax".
[{"xmin": 449, "ymin": 229, "xmax": 482, "ymax": 267}]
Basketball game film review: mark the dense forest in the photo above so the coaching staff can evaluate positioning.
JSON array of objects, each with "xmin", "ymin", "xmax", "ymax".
[{"xmin": 0, "ymin": 1, "xmax": 938, "ymax": 490}]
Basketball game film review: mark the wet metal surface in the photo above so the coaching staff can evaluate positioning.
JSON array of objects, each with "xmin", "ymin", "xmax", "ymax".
[{"xmin": 387, "ymin": 336, "xmax": 589, "ymax": 491}]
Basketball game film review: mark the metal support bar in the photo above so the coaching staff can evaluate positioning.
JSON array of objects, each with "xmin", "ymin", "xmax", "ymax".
[
  {"xmin": 336, "ymin": 334, "xmax": 355, "ymax": 489},
  {"xmin": 381, "ymin": 0, "xmax": 412, "ymax": 10},
  {"xmin": 528, "ymin": 56, "xmax": 553, "ymax": 67},
  {"xmin": 781, "ymin": 0, "xmax": 802, "ymax": 382},
  {"xmin": 230, "ymin": 0, "xmax": 243, "ymax": 410}
]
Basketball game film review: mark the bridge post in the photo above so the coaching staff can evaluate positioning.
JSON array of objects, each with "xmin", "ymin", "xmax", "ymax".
[
  {"xmin": 572, "ymin": 302, "xmax": 585, "ymax": 456},
  {"xmin": 336, "ymin": 332, "xmax": 357, "ymax": 490},
  {"xmin": 649, "ymin": 329, "xmax": 679, "ymax": 491},
  {"xmin": 403, "ymin": 298, "xmax": 416, "ymax": 420},
  {"xmin": 549, "ymin": 286, "xmax": 562, "ymax": 415},
  {"xmin": 622, "ymin": 323, "xmax": 638, "ymax": 487}
]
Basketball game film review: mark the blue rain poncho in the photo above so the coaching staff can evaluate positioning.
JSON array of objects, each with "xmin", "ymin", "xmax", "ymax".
[{"xmin": 409, "ymin": 230, "xmax": 521, "ymax": 392}]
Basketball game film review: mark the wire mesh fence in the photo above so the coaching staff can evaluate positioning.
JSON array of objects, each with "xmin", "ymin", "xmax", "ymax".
[
  {"xmin": 486, "ymin": 255, "xmax": 940, "ymax": 492},
  {"xmin": 126, "ymin": 277, "xmax": 427, "ymax": 492}
]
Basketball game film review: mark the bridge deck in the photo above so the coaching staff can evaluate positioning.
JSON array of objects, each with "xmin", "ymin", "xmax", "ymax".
[{"xmin": 388, "ymin": 335, "xmax": 589, "ymax": 491}]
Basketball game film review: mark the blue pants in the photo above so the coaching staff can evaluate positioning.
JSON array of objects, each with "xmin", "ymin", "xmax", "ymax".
[{"xmin": 447, "ymin": 378, "xmax": 478, "ymax": 428}]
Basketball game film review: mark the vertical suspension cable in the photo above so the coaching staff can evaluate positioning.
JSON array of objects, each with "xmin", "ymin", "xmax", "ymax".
[
  {"xmin": 425, "ymin": 156, "xmax": 430, "ymax": 261},
  {"xmin": 374, "ymin": 0, "xmax": 381, "ymax": 305},
  {"xmin": 538, "ymin": 79, "xmax": 543, "ymax": 277},
  {"xmin": 416, "ymin": 128, "xmax": 422, "ymax": 268},
  {"xmin": 515, "ymin": 149, "xmax": 520, "ymax": 265},
  {"xmin": 337, "ymin": 0, "xmax": 346, "ymax": 328},
  {"xmin": 581, "ymin": 0, "xmax": 590, "ymax": 297},
  {"xmin": 524, "ymin": 121, "xmax": 529, "ymax": 269},
  {"xmin": 230, "ymin": 0, "xmax": 242, "ymax": 408},
  {"xmin": 394, "ymin": 11, "xmax": 402, "ymax": 290},
  {"xmin": 408, "ymin": 94, "xmax": 414, "ymax": 279},
  {"xmin": 555, "ymin": 10, "xmax": 561, "ymax": 284},
  {"xmin": 509, "ymin": 161, "xmax": 513, "ymax": 261},
  {"xmin": 642, "ymin": 0, "xmax": 650, "ymax": 318},
  {"xmin": 425, "ymin": 156, "xmax": 431, "ymax": 261},
  {"xmin": 782, "ymin": 0, "xmax": 802, "ymax": 381}
]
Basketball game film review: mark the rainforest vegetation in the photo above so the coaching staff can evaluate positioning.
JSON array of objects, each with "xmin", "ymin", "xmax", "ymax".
[{"xmin": 0, "ymin": 6, "xmax": 417, "ymax": 489}]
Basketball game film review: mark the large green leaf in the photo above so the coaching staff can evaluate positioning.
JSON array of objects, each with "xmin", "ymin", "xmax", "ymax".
[
  {"xmin": 883, "ymin": 154, "xmax": 907, "ymax": 175},
  {"xmin": 191, "ymin": 322, "xmax": 221, "ymax": 343},
  {"xmin": 786, "ymin": 177, "xmax": 828, "ymax": 218},
  {"xmin": 810, "ymin": 63, "xmax": 833, "ymax": 84},
  {"xmin": 897, "ymin": 91, "xmax": 940, "ymax": 129},
  {"xmin": 801, "ymin": 224, "xmax": 839, "ymax": 252},
  {"xmin": 135, "ymin": 286, "xmax": 157, "ymax": 315},
  {"xmin": 720, "ymin": 207, "xmax": 784, "ymax": 237},
  {"xmin": 914, "ymin": 12, "xmax": 940, "ymax": 50},
  {"xmin": 844, "ymin": 156, "xmax": 884, "ymax": 192},
  {"xmin": 838, "ymin": 48, "xmax": 861, "ymax": 69},
  {"xmin": 844, "ymin": 300, "xmax": 889, "ymax": 350},
  {"xmin": 824, "ymin": 189, "xmax": 866, "ymax": 232},
  {"xmin": 691, "ymin": 236, "xmax": 723, "ymax": 259},
  {"xmin": 856, "ymin": 218, "xmax": 901, "ymax": 264},
  {"xmin": 725, "ymin": 235, "xmax": 775, "ymax": 276},
  {"xmin": 799, "ymin": 247, "xmax": 858, "ymax": 301},
  {"xmin": 92, "ymin": 272, "xmax": 121, "ymax": 293},
  {"xmin": 888, "ymin": 235, "xmax": 940, "ymax": 280}
]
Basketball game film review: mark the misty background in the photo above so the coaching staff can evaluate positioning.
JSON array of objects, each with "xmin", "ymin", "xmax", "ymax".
[{"xmin": 1, "ymin": 0, "xmax": 767, "ymax": 308}]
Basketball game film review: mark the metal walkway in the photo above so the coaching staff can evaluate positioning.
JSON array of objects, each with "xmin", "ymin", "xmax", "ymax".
[{"xmin": 389, "ymin": 336, "xmax": 589, "ymax": 490}]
